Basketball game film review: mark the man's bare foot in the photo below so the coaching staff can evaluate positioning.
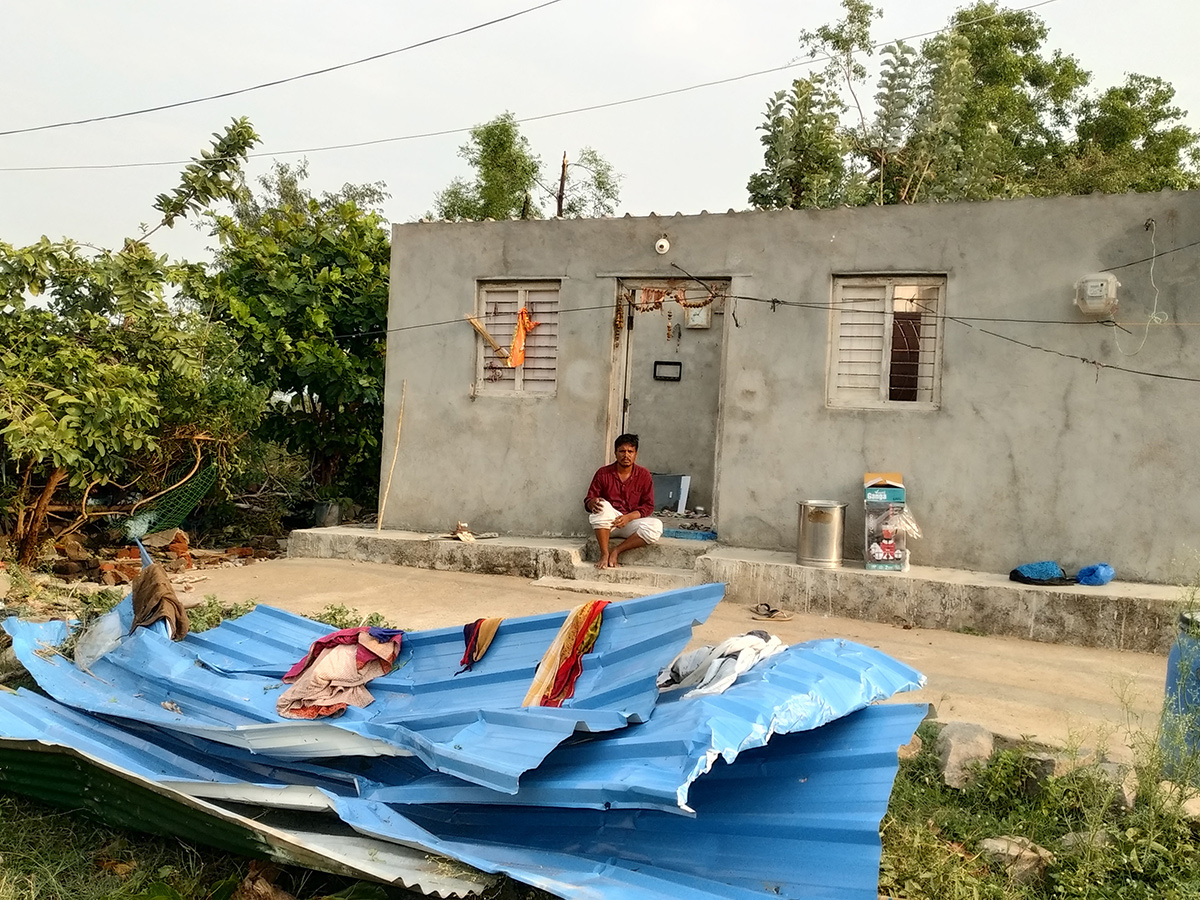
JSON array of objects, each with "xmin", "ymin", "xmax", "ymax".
[
  {"xmin": 594, "ymin": 557, "xmax": 610, "ymax": 569},
  {"xmin": 607, "ymin": 550, "xmax": 621, "ymax": 568}
]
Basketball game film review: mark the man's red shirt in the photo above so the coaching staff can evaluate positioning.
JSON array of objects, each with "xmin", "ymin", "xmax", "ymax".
[{"xmin": 585, "ymin": 463, "xmax": 655, "ymax": 518}]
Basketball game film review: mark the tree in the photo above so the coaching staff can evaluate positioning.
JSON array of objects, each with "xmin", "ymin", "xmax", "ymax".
[
  {"xmin": 182, "ymin": 163, "xmax": 392, "ymax": 504},
  {"xmin": 0, "ymin": 119, "xmax": 263, "ymax": 564},
  {"xmin": 432, "ymin": 112, "xmax": 621, "ymax": 220},
  {"xmin": 746, "ymin": 75, "xmax": 857, "ymax": 209},
  {"xmin": 748, "ymin": 1, "xmax": 1199, "ymax": 209}
]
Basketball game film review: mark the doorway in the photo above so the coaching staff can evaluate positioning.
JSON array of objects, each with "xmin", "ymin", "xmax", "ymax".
[{"xmin": 612, "ymin": 278, "xmax": 727, "ymax": 531}]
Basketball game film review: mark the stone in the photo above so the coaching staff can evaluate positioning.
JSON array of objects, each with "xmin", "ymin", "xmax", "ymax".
[
  {"xmin": 249, "ymin": 535, "xmax": 280, "ymax": 551},
  {"xmin": 52, "ymin": 560, "xmax": 84, "ymax": 577},
  {"xmin": 898, "ymin": 733, "xmax": 923, "ymax": 761},
  {"xmin": 978, "ymin": 835, "xmax": 1054, "ymax": 884},
  {"xmin": 1027, "ymin": 752, "xmax": 1058, "ymax": 783},
  {"xmin": 1162, "ymin": 780, "xmax": 1200, "ymax": 818},
  {"xmin": 142, "ymin": 528, "xmax": 187, "ymax": 549},
  {"xmin": 1097, "ymin": 762, "xmax": 1137, "ymax": 810},
  {"xmin": 57, "ymin": 535, "xmax": 91, "ymax": 562},
  {"xmin": 936, "ymin": 722, "xmax": 994, "ymax": 788},
  {"xmin": 1061, "ymin": 829, "xmax": 1111, "ymax": 853}
]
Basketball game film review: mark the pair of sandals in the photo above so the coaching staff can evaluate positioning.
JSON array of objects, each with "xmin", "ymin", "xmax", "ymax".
[{"xmin": 751, "ymin": 602, "xmax": 793, "ymax": 622}]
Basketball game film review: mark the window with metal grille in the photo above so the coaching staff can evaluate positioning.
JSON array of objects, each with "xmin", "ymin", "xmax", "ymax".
[
  {"xmin": 826, "ymin": 276, "xmax": 945, "ymax": 409},
  {"xmin": 475, "ymin": 282, "xmax": 560, "ymax": 395}
]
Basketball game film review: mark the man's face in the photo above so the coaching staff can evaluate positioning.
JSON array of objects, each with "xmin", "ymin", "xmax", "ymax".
[{"xmin": 615, "ymin": 443, "xmax": 638, "ymax": 468}]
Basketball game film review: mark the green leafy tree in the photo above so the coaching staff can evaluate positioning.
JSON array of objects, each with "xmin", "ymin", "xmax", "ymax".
[
  {"xmin": 555, "ymin": 147, "xmax": 621, "ymax": 218},
  {"xmin": 749, "ymin": 1, "xmax": 1199, "ymax": 208},
  {"xmin": 183, "ymin": 164, "xmax": 391, "ymax": 503},
  {"xmin": 432, "ymin": 112, "xmax": 621, "ymax": 220},
  {"xmin": 1041, "ymin": 74, "xmax": 1200, "ymax": 194},
  {"xmin": 0, "ymin": 119, "xmax": 263, "ymax": 564},
  {"xmin": 747, "ymin": 75, "xmax": 857, "ymax": 209},
  {"xmin": 433, "ymin": 113, "xmax": 542, "ymax": 221}
]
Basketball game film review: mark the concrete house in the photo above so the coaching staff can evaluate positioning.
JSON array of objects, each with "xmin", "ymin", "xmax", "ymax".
[{"xmin": 379, "ymin": 190, "xmax": 1200, "ymax": 586}]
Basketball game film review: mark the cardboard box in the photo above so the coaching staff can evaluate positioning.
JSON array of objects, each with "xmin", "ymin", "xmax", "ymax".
[{"xmin": 864, "ymin": 472, "xmax": 907, "ymax": 571}]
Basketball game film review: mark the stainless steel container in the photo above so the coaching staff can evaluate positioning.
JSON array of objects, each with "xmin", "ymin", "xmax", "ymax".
[{"xmin": 797, "ymin": 500, "xmax": 846, "ymax": 568}]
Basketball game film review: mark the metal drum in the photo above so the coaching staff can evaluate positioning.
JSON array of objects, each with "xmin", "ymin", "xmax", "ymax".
[{"xmin": 797, "ymin": 500, "xmax": 847, "ymax": 568}]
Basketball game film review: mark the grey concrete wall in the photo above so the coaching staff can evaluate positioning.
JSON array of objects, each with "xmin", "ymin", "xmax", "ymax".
[{"xmin": 385, "ymin": 192, "xmax": 1200, "ymax": 583}]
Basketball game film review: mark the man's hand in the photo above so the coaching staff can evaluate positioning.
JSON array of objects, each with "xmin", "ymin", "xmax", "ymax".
[
  {"xmin": 613, "ymin": 512, "xmax": 638, "ymax": 529},
  {"xmin": 587, "ymin": 498, "xmax": 603, "ymax": 514}
]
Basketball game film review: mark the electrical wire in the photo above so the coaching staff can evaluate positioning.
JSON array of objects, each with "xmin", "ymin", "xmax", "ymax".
[
  {"xmin": 0, "ymin": 0, "xmax": 1062, "ymax": 173},
  {"xmin": 325, "ymin": 276, "xmax": 1200, "ymax": 385},
  {"xmin": 1114, "ymin": 218, "xmax": 1168, "ymax": 356},
  {"xmin": 0, "ymin": 0, "xmax": 570, "ymax": 137}
]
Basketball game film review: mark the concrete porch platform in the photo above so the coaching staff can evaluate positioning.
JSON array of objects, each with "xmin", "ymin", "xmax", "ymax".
[{"xmin": 287, "ymin": 526, "xmax": 1189, "ymax": 653}]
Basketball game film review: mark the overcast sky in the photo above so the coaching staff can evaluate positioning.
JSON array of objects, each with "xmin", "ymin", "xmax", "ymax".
[{"xmin": 3, "ymin": 0, "xmax": 1197, "ymax": 265}]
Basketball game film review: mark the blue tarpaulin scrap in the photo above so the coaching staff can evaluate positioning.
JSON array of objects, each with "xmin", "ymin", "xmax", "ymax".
[{"xmin": 0, "ymin": 584, "xmax": 926, "ymax": 900}]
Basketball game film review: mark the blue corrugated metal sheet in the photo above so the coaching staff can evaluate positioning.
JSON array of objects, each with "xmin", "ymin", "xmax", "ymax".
[
  {"xmin": 331, "ymin": 704, "xmax": 927, "ymax": 900},
  {"xmin": 0, "ymin": 685, "xmax": 923, "ymax": 900},
  {"xmin": 0, "ymin": 694, "xmax": 493, "ymax": 896},
  {"xmin": 359, "ymin": 638, "xmax": 925, "ymax": 812},
  {"xmin": 3, "ymin": 584, "xmax": 723, "ymax": 791},
  {"xmin": 0, "ymin": 584, "xmax": 928, "ymax": 899}
]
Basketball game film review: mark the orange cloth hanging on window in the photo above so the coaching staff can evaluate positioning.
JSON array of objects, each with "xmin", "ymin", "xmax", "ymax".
[{"xmin": 506, "ymin": 306, "xmax": 540, "ymax": 368}]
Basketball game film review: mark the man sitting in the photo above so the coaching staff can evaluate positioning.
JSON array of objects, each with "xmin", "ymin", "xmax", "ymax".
[{"xmin": 584, "ymin": 433, "xmax": 664, "ymax": 569}]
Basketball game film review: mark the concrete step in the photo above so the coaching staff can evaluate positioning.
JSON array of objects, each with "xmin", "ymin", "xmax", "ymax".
[
  {"xmin": 529, "ymin": 576, "xmax": 665, "ymax": 598},
  {"xmin": 581, "ymin": 536, "xmax": 715, "ymax": 570},
  {"xmin": 566, "ymin": 562, "xmax": 697, "ymax": 589}
]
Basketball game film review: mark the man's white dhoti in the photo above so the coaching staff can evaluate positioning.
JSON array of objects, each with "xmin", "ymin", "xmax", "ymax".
[{"xmin": 587, "ymin": 499, "xmax": 663, "ymax": 544}]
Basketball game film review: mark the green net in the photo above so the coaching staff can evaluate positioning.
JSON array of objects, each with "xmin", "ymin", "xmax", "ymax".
[{"xmin": 120, "ymin": 465, "xmax": 217, "ymax": 539}]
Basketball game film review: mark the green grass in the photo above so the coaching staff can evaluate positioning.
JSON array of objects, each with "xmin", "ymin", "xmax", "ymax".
[
  {"xmin": 0, "ymin": 792, "xmax": 558, "ymax": 900},
  {"xmin": 0, "ymin": 792, "xmax": 244, "ymax": 900},
  {"xmin": 879, "ymin": 721, "xmax": 1200, "ymax": 899}
]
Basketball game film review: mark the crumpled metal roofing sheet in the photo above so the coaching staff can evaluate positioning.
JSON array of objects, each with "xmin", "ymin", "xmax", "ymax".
[
  {"xmin": 331, "ymin": 703, "xmax": 928, "ymax": 900},
  {"xmin": 3, "ymin": 584, "xmax": 723, "ymax": 792},
  {"xmin": 360, "ymin": 637, "xmax": 925, "ymax": 812},
  {"xmin": 0, "ymin": 703, "xmax": 492, "ymax": 897}
]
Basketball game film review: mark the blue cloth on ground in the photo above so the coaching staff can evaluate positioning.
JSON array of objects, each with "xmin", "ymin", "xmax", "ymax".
[
  {"xmin": 1076, "ymin": 563, "xmax": 1115, "ymax": 586},
  {"xmin": 1014, "ymin": 561, "xmax": 1067, "ymax": 581}
]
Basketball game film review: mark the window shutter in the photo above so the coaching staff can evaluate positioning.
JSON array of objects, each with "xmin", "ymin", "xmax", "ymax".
[
  {"xmin": 477, "ymin": 283, "xmax": 559, "ymax": 394},
  {"xmin": 827, "ymin": 277, "xmax": 944, "ymax": 409},
  {"xmin": 832, "ymin": 281, "xmax": 887, "ymax": 403}
]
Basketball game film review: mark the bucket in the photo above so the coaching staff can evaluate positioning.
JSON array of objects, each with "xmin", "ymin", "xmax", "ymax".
[
  {"xmin": 1163, "ymin": 611, "xmax": 1200, "ymax": 776},
  {"xmin": 797, "ymin": 500, "xmax": 846, "ymax": 568}
]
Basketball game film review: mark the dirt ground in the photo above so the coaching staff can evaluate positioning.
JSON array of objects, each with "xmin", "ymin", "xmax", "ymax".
[{"xmin": 194, "ymin": 557, "xmax": 1168, "ymax": 763}]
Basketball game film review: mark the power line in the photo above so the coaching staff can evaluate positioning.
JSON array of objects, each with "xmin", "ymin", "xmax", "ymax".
[
  {"xmin": 329, "ymin": 278, "xmax": 1200, "ymax": 385},
  {"xmin": 0, "ymin": 0, "xmax": 1062, "ymax": 173},
  {"xmin": 1101, "ymin": 237, "xmax": 1200, "ymax": 272},
  {"xmin": 0, "ymin": 0, "xmax": 570, "ymax": 137}
]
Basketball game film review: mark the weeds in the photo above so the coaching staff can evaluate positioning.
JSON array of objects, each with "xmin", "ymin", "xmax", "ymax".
[
  {"xmin": 880, "ymin": 715, "xmax": 1200, "ymax": 900},
  {"xmin": 185, "ymin": 594, "xmax": 256, "ymax": 633},
  {"xmin": 313, "ymin": 603, "xmax": 393, "ymax": 630}
]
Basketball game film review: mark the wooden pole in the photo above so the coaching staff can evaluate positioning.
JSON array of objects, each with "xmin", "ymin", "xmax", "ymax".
[
  {"xmin": 465, "ymin": 315, "xmax": 509, "ymax": 358},
  {"xmin": 377, "ymin": 379, "xmax": 407, "ymax": 532},
  {"xmin": 556, "ymin": 151, "xmax": 568, "ymax": 217}
]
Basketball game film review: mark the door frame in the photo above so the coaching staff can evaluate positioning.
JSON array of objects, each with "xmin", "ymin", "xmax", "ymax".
[{"xmin": 603, "ymin": 276, "xmax": 730, "ymax": 522}]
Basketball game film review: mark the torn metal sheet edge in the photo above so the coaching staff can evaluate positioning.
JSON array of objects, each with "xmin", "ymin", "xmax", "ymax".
[
  {"xmin": 0, "ymin": 738, "xmax": 492, "ymax": 898},
  {"xmin": 329, "ymin": 704, "xmax": 930, "ymax": 900}
]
